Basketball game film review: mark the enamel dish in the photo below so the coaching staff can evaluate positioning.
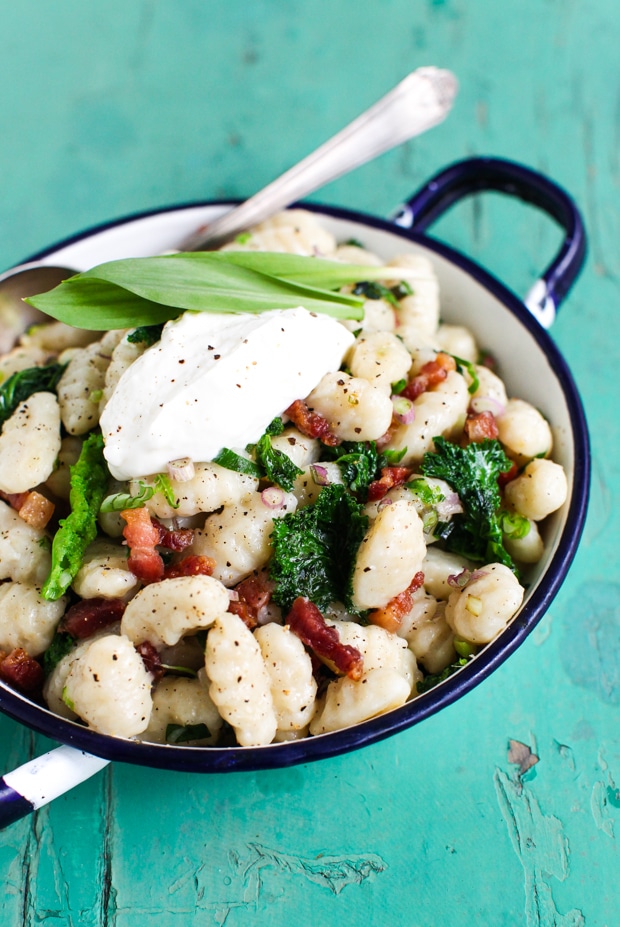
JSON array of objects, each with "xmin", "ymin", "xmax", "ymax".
[{"xmin": 0, "ymin": 158, "xmax": 589, "ymax": 824}]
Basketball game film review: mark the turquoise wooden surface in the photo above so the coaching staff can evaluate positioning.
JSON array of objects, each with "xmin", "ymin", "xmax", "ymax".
[{"xmin": 0, "ymin": 2, "xmax": 617, "ymax": 924}]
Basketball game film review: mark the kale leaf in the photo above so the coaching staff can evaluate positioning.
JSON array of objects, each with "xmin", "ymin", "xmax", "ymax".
[
  {"xmin": 127, "ymin": 323, "xmax": 165, "ymax": 346},
  {"xmin": 253, "ymin": 433, "xmax": 303, "ymax": 491},
  {"xmin": 211, "ymin": 447, "xmax": 263, "ymax": 478},
  {"xmin": 213, "ymin": 423, "xmax": 302, "ymax": 492},
  {"xmin": 324, "ymin": 441, "xmax": 381, "ymax": 496},
  {"xmin": 352, "ymin": 279, "xmax": 413, "ymax": 308},
  {"xmin": 42, "ymin": 630, "xmax": 76, "ymax": 676},
  {"xmin": 323, "ymin": 440, "xmax": 407, "ymax": 500},
  {"xmin": 264, "ymin": 416, "xmax": 285, "ymax": 436},
  {"xmin": 420, "ymin": 437, "xmax": 516, "ymax": 570},
  {"xmin": 0, "ymin": 363, "xmax": 66, "ymax": 431},
  {"xmin": 269, "ymin": 483, "xmax": 368, "ymax": 613},
  {"xmin": 165, "ymin": 722, "xmax": 211, "ymax": 744}
]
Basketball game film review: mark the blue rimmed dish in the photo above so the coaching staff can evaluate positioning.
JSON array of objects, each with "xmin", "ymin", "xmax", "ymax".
[{"xmin": 0, "ymin": 157, "xmax": 589, "ymax": 821}]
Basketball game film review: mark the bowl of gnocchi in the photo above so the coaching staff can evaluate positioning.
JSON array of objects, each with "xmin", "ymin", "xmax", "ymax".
[{"xmin": 0, "ymin": 156, "xmax": 589, "ymax": 774}]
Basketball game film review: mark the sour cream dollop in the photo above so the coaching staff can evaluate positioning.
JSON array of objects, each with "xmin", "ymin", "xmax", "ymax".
[{"xmin": 100, "ymin": 307, "xmax": 355, "ymax": 481}]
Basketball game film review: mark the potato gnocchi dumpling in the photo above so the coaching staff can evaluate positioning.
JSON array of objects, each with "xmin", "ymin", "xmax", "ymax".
[
  {"xmin": 0, "ymin": 392, "xmax": 61, "ymax": 494},
  {"xmin": 0, "ymin": 209, "xmax": 569, "ymax": 748},
  {"xmin": 121, "ymin": 575, "xmax": 230, "ymax": 648},
  {"xmin": 63, "ymin": 634, "xmax": 153, "ymax": 738},
  {"xmin": 205, "ymin": 612, "xmax": 277, "ymax": 747},
  {"xmin": 142, "ymin": 675, "xmax": 223, "ymax": 745}
]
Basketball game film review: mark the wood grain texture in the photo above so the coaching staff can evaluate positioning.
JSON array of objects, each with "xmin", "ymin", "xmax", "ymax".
[{"xmin": 0, "ymin": 1, "xmax": 618, "ymax": 924}]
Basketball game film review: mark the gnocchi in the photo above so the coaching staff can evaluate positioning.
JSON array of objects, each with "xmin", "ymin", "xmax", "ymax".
[
  {"xmin": 0, "ymin": 581, "xmax": 67, "ymax": 657},
  {"xmin": 444, "ymin": 563, "xmax": 525, "ymax": 644},
  {"xmin": 121, "ymin": 575, "xmax": 230, "ymax": 648},
  {"xmin": 63, "ymin": 634, "xmax": 153, "ymax": 738},
  {"xmin": 205, "ymin": 612, "xmax": 277, "ymax": 747},
  {"xmin": 0, "ymin": 392, "xmax": 61, "ymax": 494},
  {"xmin": 57, "ymin": 330, "xmax": 123, "ymax": 435},
  {"xmin": 306, "ymin": 370, "xmax": 394, "ymax": 442}
]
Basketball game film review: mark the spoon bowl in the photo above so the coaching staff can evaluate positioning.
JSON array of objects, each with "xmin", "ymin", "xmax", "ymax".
[{"xmin": 0, "ymin": 263, "xmax": 75, "ymax": 352}]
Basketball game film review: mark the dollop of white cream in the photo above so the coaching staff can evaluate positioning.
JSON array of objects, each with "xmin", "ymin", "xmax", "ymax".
[{"xmin": 100, "ymin": 307, "xmax": 354, "ymax": 480}]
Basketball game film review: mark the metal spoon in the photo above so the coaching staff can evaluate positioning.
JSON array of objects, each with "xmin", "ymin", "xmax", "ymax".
[
  {"xmin": 180, "ymin": 66, "xmax": 458, "ymax": 250},
  {"xmin": 0, "ymin": 66, "xmax": 457, "ymax": 349},
  {"xmin": 0, "ymin": 66, "xmax": 457, "ymax": 827}
]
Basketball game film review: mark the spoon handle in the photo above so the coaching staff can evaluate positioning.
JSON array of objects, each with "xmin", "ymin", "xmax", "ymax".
[
  {"xmin": 0, "ymin": 745, "xmax": 109, "ymax": 828},
  {"xmin": 181, "ymin": 66, "xmax": 457, "ymax": 251}
]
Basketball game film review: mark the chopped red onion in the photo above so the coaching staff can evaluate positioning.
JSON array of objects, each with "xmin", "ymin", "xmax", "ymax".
[
  {"xmin": 261, "ymin": 486, "xmax": 285, "ymax": 509},
  {"xmin": 310, "ymin": 464, "xmax": 331, "ymax": 487},
  {"xmin": 468, "ymin": 569, "xmax": 489, "ymax": 583},
  {"xmin": 447, "ymin": 568, "xmax": 489, "ymax": 590},
  {"xmin": 470, "ymin": 395, "xmax": 505, "ymax": 417},
  {"xmin": 167, "ymin": 457, "xmax": 195, "ymax": 482},
  {"xmin": 447, "ymin": 569, "xmax": 472, "ymax": 589},
  {"xmin": 377, "ymin": 496, "xmax": 394, "ymax": 509},
  {"xmin": 391, "ymin": 395, "xmax": 415, "ymax": 425},
  {"xmin": 436, "ymin": 492, "xmax": 464, "ymax": 519}
]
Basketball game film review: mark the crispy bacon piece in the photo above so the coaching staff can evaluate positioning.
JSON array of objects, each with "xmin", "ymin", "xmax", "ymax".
[
  {"xmin": 18, "ymin": 491, "xmax": 55, "ymax": 530},
  {"xmin": 122, "ymin": 509, "xmax": 197, "ymax": 583},
  {"xmin": 402, "ymin": 352, "xmax": 456, "ymax": 402},
  {"xmin": 135, "ymin": 641, "xmax": 165, "ymax": 683},
  {"xmin": 121, "ymin": 507, "xmax": 164, "ymax": 583},
  {"xmin": 498, "ymin": 461, "xmax": 519, "ymax": 489},
  {"xmin": 227, "ymin": 598, "xmax": 257, "ymax": 630},
  {"xmin": 164, "ymin": 555, "xmax": 216, "ymax": 579},
  {"xmin": 126, "ymin": 548, "xmax": 164, "ymax": 584},
  {"xmin": 287, "ymin": 596, "xmax": 364, "ymax": 680},
  {"xmin": 367, "ymin": 466, "xmax": 413, "ymax": 502},
  {"xmin": 153, "ymin": 520, "xmax": 194, "ymax": 551},
  {"xmin": 0, "ymin": 648, "xmax": 45, "ymax": 698},
  {"xmin": 0, "ymin": 489, "xmax": 55, "ymax": 529},
  {"xmin": 59, "ymin": 597, "xmax": 126, "ymax": 639},
  {"xmin": 463, "ymin": 410, "xmax": 499, "ymax": 444},
  {"xmin": 122, "ymin": 507, "xmax": 160, "ymax": 548},
  {"xmin": 285, "ymin": 399, "xmax": 341, "ymax": 447},
  {"xmin": 368, "ymin": 571, "xmax": 425, "ymax": 633},
  {"xmin": 0, "ymin": 490, "xmax": 29, "ymax": 511},
  {"xmin": 228, "ymin": 571, "xmax": 275, "ymax": 629}
]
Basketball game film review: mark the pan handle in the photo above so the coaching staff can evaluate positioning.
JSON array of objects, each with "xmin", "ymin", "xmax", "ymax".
[
  {"xmin": 0, "ymin": 745, "xmax": 109, "ymax": 828},
  {"xmin": 392, "ymin": 156, "xmax": 587, "ymax": 329}
]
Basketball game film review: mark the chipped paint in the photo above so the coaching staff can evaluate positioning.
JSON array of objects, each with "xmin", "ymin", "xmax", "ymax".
[
  {"xmin": 590, "ymin": 748, "xmax": 620, "ymax": 839},
  {"xmin": 167, "ymin": 842, "xmax": 387, "ymax": 923},
  {"xmin": 494, "ymin": 768, "xmax": 585, "ymax": 926},
  {"xmin": 554, "ymin": 741, "xmax": 577, "ymax": 772},
  {"xmin": 235, "ymin": 842, "xmax": 386, "ymax": 895},
  {"xmin": 591, "ymin": 780, "xmax": 614, "ymax": 839},
  {"xmin": 508, "ymin": 739, "xmax": 540, "ymax": 777}
]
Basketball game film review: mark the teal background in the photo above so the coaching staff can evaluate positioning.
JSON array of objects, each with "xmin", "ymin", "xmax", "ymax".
[{"xmin": 0, "ymin": 2, "xmax": 618, "ymax": 924}]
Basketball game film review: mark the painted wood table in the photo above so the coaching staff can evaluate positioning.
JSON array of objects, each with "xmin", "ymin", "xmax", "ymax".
[{"xmin": 0, "ymin": 2, "xmax": 618, "ymax": 924}]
